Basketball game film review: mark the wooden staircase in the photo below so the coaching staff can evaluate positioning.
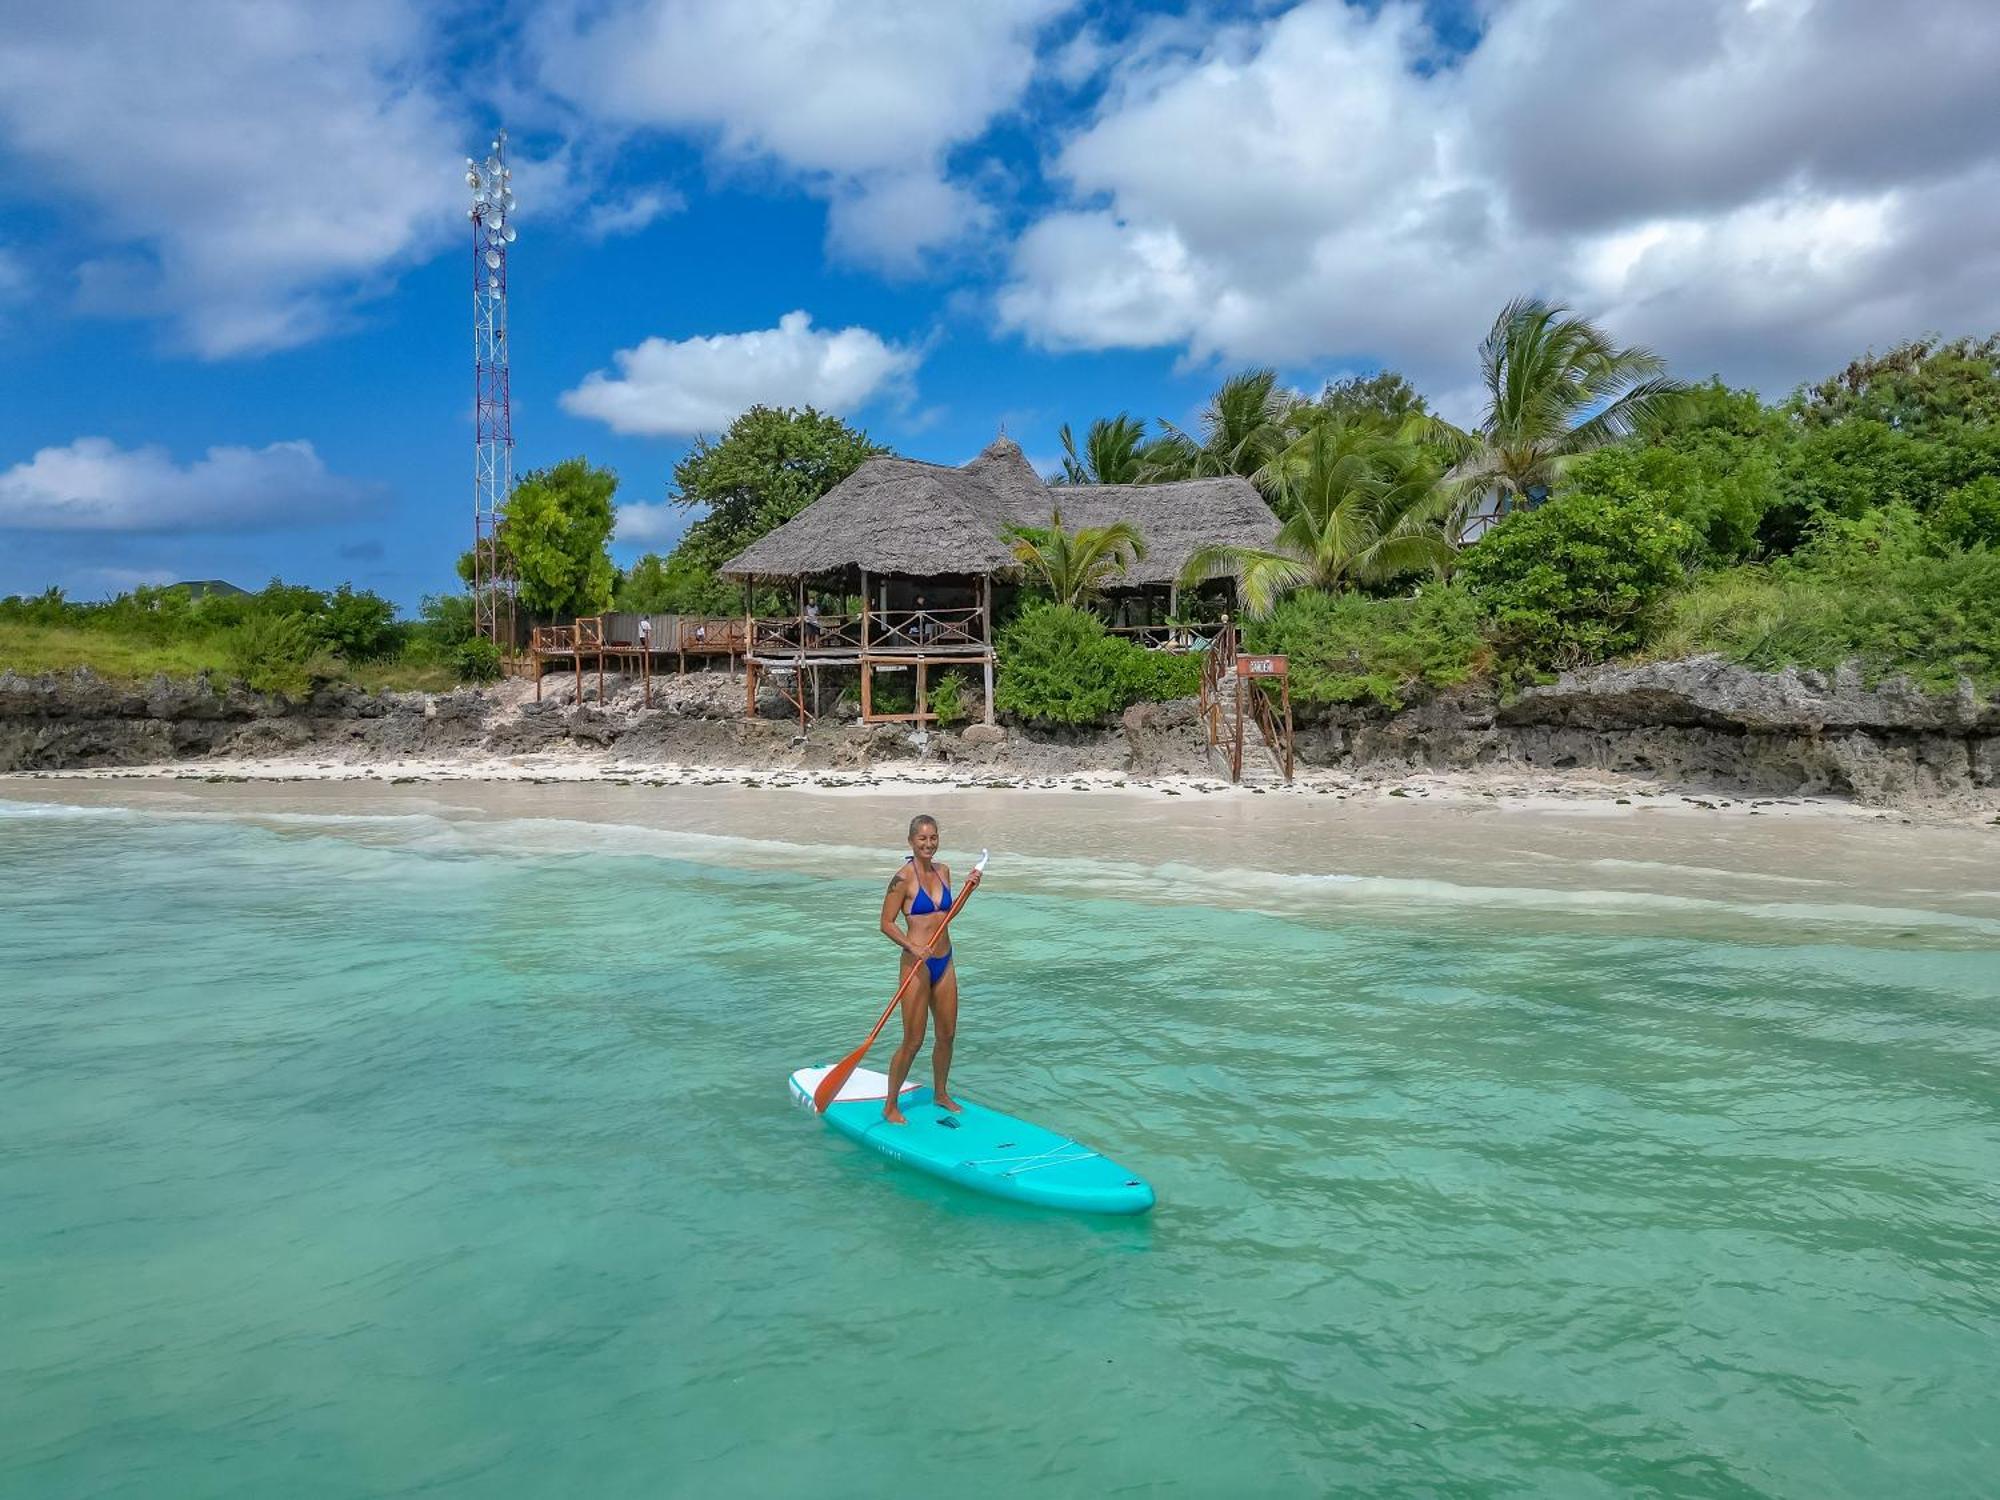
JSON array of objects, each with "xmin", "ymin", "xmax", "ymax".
[{"xmin": 1198, "ymin": 622, "xmax": 1296, "ymax": 786}]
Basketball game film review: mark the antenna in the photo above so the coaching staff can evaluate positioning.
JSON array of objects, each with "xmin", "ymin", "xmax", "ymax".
[{"xmin": 469, "ymin": 129, "xmax": 517, "ymax": 655}]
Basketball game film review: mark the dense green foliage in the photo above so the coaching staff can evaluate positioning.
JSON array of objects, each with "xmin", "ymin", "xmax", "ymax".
[
  {"xmin": 1043, "ymin": 317, "xmax": 1998, "ymax": 700},
  {"xmin": 993, "ymin": 601, "xmax": 1200, "ymax": 727},
  {"xmin": 1245, "ymin": 586, "xmax": 1485, "ymax": 709},
  {"xmin": 473, "ymin": 457, "xmax": 619, "ymax": 620},
  {"xmin": 1654, "ymin": 508, "xmax": 2000, "ymax": 693},
  {"xmin": 925, "ymin": 671, "xmax": 968, "ymax": 728},
  {"xmin": 614, "ymin": 549, "xmax": 741, "ymax": 615},
  {"xmin": 0, "ymin": 580, "xmax": 495, "ymax": 693},
  {"xmin": 1458, "ymin": 488, "xmax": 1691, "ymax": 673}
]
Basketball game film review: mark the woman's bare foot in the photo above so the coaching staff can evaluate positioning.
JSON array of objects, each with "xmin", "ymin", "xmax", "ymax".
[
  {"xmin": 882, "ymin": 1104, "xmax": 908, "ymax": 1125},
  {"xmin": 934, "ymin": 1093, "xmax": 963, "ymax": 1113}
]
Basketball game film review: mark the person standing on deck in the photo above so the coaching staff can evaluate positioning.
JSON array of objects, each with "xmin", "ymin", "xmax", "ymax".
[
  {"xmin": 637, "ymin": 616, "xmax": 651, "ymax": 653},
  {"xmin": 878, "ymin": 814, "xmax": 981, "ymax": 1124}
]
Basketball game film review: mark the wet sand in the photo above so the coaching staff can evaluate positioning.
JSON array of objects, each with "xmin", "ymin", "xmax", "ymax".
[{"xmin": 6, "ymin": 768, "xmax": 1995, "ymax": 943}]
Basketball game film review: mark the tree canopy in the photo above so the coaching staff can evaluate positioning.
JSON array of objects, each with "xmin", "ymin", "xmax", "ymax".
[
  {"xmin": 465, "ymin": 457, "xmax": 619, "ymax": 620},
  {"xmin": 668, "ymin": 405, "xmax": 884, "ymax": 573}
]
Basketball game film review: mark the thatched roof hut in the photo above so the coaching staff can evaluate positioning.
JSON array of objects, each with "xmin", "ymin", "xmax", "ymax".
[{"xmin": 720, "ymin": 437, "xmax": 1277, "ymax": 585}]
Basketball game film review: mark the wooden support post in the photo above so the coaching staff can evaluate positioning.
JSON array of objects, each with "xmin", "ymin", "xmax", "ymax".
[
  {"xmin": 980, "ymin": 573, "xmax": 995, "ymax": 724},
  {"xmin": 741, "ymin": 576, "xmax": 755, "ymax": 685},
  {"xmin": 1232, "ymin": 668, "xmax": 1245, "ymax": 784},
  {"xmin": 1281, "ymin": 677, "xmax": 1295, "ymax": 781},
  {"xmin": 917, "ymin": 659, "xmax": 928, "ymax": 725},
  {"xmin": 860, "ymin": 569, "xmax": 871, "ymax": 650},
  {"xmin": 860, "ymin": 660, "xmax": 873, "ymax": 721},
  {"xmin": 534, "ymin": 649, "xmax": 543, "ymax": 703},
  {"xmin": 643, "ymin": 641, "xmax": 652, "ymax": 709},
  {"xmin": 596, "ymin": 639, "xmax": 605, "ymax": 704},
  {"xmin": 574, "ymin": 639, "xmax": 582, "ymax": 705}
]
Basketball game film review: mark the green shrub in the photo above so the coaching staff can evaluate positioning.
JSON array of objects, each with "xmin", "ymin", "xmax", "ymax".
[
  {"xmin": 927, "ymin": 671, "xmax": 968, "ymax": 728},
  {"xmin": 1116, "ymin": 648, "xmax": 1204, "ymax": 704},
  {"xmin": 1459, "ymin": 490, "xmax": 1690, "ymax": 673},
  {"xmin": 869, "ymin": 672, "xmax": 914, "ymax": 715},
  {"xmin": 994, "ymin": 601, "xmax": 1215, "ymax": 726},
  {"xmin": 1651, "ymin": 544, "xmax": 2000, "ymax": 694},
  {"xmin": 994, "ymin": 601, "xmax": 1132, "ymax": 726},
  {"xmin": 227, "ymin": 613, "xmax": 325, "ymax": 697},
  {"xmin": 1933, "ymin": 476, "xmax": 2000, "ymax": 551},
  {"xmin": 1561, "ymin": 442, "xmax": 1775, "ymax": 565},
  {"xmin": 453, "ymin": 636, "xmax": 503, "ymax": 683},
  {"xmin": 319, "ymin": 584, "xmax": 402, "ymax": 661},
  {"xmin": 1245, "ymin": 584, "xmax": 1485, "ymax": 709}
]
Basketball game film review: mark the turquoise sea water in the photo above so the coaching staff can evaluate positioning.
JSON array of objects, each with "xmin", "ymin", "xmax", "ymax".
[{"xmin": 2, "ymin": 798, "xmax": 1997, "ymax": 1498}]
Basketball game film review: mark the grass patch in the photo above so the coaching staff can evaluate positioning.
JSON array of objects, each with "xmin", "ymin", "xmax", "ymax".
[{"xmin": 0, "ymin": 624, "xmax": 233, "ymax": 681}]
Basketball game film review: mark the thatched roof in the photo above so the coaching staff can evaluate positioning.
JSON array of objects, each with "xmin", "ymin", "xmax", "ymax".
[{"xmin": 721, "ymin": 437, "xmax": 1278, "ymax": 585}]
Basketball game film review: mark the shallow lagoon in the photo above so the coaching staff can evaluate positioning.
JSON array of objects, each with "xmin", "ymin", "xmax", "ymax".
[{"xmin": 3, "ymin": 787, "xmax": 1996, "ymax": 1497}]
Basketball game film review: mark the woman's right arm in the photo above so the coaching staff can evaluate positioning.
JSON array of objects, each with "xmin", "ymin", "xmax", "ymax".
[{"xmin": 880, "ymin": 869, "xmax": 915, "ymax": 955}]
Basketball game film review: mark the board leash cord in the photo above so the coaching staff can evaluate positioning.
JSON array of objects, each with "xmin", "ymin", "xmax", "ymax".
[{"xmin": 962, "ymin": 1145, "xmax": 1104, "ymax": 1178}]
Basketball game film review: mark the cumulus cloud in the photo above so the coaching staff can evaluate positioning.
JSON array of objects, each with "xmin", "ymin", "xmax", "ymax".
[
  {"xmin": 560, "ymin": 310, "xmax": 920, "ymax": 437},
  {"xmin": 999, "ymin": 0, "xmax": 2000, "ymax": 397},
  {"xmin": 534, "ymin": 0, "xmax": 1069, "ymax": 270},
  {"xmin": 0, "ymin": 438, "xmax": 381, "ymax": 532},
  {"xmin": 612, "ymin": 503, "xmax": 686, "ymax": 547},
  {"xmin": 584, "ymin": 187, "xmax": 686, "ymax": 240},
  {"xmin": 0, "ymin": 1, "xmax": 459, "ymax": 357}
]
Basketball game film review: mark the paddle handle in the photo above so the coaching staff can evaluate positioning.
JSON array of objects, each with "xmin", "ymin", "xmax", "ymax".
[{"xmin": 811, "ymin": 854, "xmax": 987, "ymax": 1112}]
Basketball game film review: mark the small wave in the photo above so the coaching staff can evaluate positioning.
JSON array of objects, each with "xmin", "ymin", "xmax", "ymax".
[{"xmin": 7, "ymin": 795, "xmax": 1995, "ymax": 941}]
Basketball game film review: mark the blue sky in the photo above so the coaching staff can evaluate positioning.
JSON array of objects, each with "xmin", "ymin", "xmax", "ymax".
[{"xmin": 4, "ymin": 0, "xmax": 1998, "ymax": 611}]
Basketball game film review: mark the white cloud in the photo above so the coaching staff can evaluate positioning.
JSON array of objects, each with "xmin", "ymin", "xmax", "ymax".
[
  {"xmin": 534, "ymin": 0, "xmax": 1069, "ymax": 269},
  {"xmin": 612, "ymin": 502, "xmax": 686, "ymax": 547},
  {"xmin": 584, "ymin": 188, "xmax": 685, "ymax": 240},
  {"xmin": 560, "ymin": 310, "xmax": 920, "ymax": 437},
  {"xmin": 0, "ymin": 438, "xmax": 381, "ymax": 532},
  {"xmin": 0, "ymin": 1, "xmax": 459, "ymax": 357},
  {"xmin": 999, "ymin": 0, "xmax": 2000, "ymax": 397}
]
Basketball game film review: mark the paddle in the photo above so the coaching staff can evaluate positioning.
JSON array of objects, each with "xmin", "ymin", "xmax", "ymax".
[{"xmin": 811, "ymin": 848, "xmax": 989, "ymax": 1113}]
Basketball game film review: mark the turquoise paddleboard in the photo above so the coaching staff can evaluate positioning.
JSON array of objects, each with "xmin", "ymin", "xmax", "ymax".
[{"xmin": 790, "ymin": 1066, "xmax": 1155, "ymax": 1215}]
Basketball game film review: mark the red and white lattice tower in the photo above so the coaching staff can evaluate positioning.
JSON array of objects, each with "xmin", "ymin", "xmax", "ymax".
[{"xmin": 467, "ymin": 132, "xmax": 517, "ymax": 650}]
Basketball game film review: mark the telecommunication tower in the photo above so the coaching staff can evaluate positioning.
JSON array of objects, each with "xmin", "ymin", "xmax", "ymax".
[{"xmin": 467, "ymin": 132, "xmax": 517, "ymax": 649}]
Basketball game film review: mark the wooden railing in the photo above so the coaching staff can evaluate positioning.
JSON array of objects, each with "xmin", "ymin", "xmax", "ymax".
[
  {"xmin": 1108, "ymin": 622, "xmax": 1224, "ymax": 652},
  {"xmin": 531, "ymin": 616, "xmax": 605, "ymax": 655},
  {"xmin": 1198, "ymin": 621, "xmax": 1238, "ymax": 759},
  {"xmin": 677, "ymin": 618, "xmax": 747, "ymax": 653},
  {"xmin": 752, "ymin": 612, "xmax": 865, "ymax": 653},
  {"xmin": 1196, "ymin": 622, "xmax": 1294, "ymax": 783},
  {"xmin": 870, "ymin": 605, "xmax": 984, "ymax": 650}
]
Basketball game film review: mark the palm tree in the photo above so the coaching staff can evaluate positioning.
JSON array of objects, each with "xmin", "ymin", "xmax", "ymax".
[
  {"xmin": 1179, "ymin": 421, "xmax": 1456, "ymax": 618},
  {"xmin": 1006, "ymin": 507, "xmax": 1148, "ymax": 608},
  {"xmin": 1436, "ymin": 297, "xmax": 1685, "ymax": 531},
  {"xmin": 1055, "ymin": 414, "xmax": 1149, "ymax": 486},
  {"xmin": 1144, "ymin": 368, "xmax": 1295, "ymax": 489}
]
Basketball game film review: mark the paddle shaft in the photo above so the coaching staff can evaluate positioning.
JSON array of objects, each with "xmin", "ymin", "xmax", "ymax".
[{"xmin": 811, "ymin": 868, "xmax": 983, "ymax": 1112}]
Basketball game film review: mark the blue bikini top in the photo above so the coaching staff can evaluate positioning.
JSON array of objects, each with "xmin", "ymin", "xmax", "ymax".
[{"xmin": 907, "ymin": 862, "xmax": 952, "ymax": 916}]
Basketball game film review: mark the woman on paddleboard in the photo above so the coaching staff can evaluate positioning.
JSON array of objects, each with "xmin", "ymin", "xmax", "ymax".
[{"xmin": 878, "ymin": 814, "xmax": 981, "ymax": 1124}]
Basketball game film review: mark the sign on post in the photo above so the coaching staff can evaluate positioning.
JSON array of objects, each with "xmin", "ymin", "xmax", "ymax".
[{"xmin": 1236, "ymin": 654, "xmax": 1288, "ymax": 678}]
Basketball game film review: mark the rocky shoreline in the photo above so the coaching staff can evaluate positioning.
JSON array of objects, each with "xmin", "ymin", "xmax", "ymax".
[{"xmin": 2, "ymin": 659, "xmax": 1995, "ymax": 817}]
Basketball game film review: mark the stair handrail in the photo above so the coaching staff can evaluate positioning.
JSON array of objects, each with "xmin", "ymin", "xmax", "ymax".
[
  {"xmin": 1243, "ymin": 670, "xmax": 1291, "ymax": 781},
  {"xmin": 1197, "ymin": 618, "xmax": 1238, "ymax": 752}
]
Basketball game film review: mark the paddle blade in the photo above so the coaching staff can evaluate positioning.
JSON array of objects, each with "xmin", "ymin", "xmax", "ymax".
[{"xmin": 811, "ymin": 1043, "xmax": 872, "ymax": 1113}]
